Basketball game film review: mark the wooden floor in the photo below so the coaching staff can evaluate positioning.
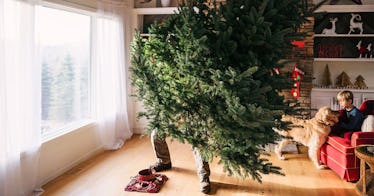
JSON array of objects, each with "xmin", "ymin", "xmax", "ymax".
[{"xmin": 42, "ymin": 134, "xmax": 359, "ymax": 196}]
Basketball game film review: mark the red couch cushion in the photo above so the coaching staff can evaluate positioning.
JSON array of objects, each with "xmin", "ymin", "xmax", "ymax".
[
  {"xmin": 351, "ymin": 131, "xmax": 374, "ymax": 146},
  {"xmin": 326, "ymin": 136, "xmax": 355, "ymax": 154}
]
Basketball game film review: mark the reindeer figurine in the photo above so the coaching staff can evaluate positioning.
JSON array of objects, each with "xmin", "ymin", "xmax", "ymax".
[
  {"xmin": 348, "ymin": 13, "xmax": 363, "ymax": 34},
  {"xmin": 356, "ymin": 40, "xmax": 371, "ymax": 58},
  {"xmin": 322, "ymin": 17, "xmax": 338, "ymax": 35},
  {"xmin": 368, "ymin": 43, "xmax": 373, "ymax": 58}
]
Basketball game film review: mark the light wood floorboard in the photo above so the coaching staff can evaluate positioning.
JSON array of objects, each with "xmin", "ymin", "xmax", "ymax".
[{"xmin": 42, "ymin": 134, "xmax": 358, "ymax": 196}]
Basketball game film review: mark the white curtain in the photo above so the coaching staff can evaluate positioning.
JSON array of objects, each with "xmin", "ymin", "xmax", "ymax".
[
  {"xmin": 0, "ymin": 0, "xmax": 42, "ymax": 195},
  {"xmin": 94, "ymin": 0, "xmax": 132, "ymax": 150}
]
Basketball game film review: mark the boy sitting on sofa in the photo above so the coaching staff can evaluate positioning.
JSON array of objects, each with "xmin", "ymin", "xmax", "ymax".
[{"xmin": 330, "ymin": 90, "xmax": 365, "ymax": 138}]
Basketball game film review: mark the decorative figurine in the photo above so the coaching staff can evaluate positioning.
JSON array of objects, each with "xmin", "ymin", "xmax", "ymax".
[
  {"xmin": 356, "ymin": 40, "xmax": 371, "ymax": 58},
  {"xmin": 348, "ymin": 13, "xmax": 363, "ymax": 35},
  {"xmin": 322, "ymin": 18, "xmax": 338, "ymax": 35},
  {"xmin": 354, "ymin": 75, "xmax": 367, "ymax": 89}
]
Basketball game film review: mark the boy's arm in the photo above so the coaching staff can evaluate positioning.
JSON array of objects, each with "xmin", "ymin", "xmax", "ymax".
[{"xmin": 338, "ymin": 108, "xmax": 364, "ymax": 131}]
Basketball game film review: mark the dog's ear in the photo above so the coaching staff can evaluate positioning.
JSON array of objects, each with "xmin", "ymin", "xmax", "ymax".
[
  {"xmin": 316, "ymin": 106, "xmax": 328, "ymax": 119},
  {"xmin": 323, "ymin": 106, "xmax": 332, "ymax": 115},
  {"xmin": 315, "ymin": 108, "xmax": 323, "ymax": 120}
]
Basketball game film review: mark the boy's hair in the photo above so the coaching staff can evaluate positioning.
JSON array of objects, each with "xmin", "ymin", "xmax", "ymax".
[{"xmin": 337, "ymin": 90, "xmax": 354, "ymax": 102}]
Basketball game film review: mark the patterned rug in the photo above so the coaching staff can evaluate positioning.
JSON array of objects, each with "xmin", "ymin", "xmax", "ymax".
[{"xmin": 125, "ymin": 173, "xmax": 168, "ymax": 193}]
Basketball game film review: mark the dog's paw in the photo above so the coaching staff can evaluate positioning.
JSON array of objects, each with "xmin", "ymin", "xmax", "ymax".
[
  {"xmin": 316, "ymin": 164, "xmax": 328, "ymax": 170},
  {"xmin": 276, "ymin": 155, "xmax": 286, "ymax": 160}
]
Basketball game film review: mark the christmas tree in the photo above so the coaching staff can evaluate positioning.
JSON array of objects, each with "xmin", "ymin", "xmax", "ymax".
[
  {"xmin": 131, "ymin": 0, "xmax": 312, "ymax": 182},
  {"xmin": 321, "ymin": 64, "xmax": 332, "ymax": 87}
]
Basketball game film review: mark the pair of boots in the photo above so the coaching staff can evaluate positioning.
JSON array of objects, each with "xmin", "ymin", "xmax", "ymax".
[
  {"xmin": 150, "ymin": 161, "xmax": 211, "ymax": 194},
  {"xmin": 150, "ymin": 131, "xmax": 211, "ymax": 194}
]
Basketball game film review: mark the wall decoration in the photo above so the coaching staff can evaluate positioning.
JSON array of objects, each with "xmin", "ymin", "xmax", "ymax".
[
  {"xmin": 314, "ymin": 37, "xmax": 374, "ymax": 58},
  {"xmin": 290, "ymin": 66, "xmax": 304, "ymax": 98},
  {"xmin": 354, "ymin": 75, "xmax": 367, "ymax": 89}
]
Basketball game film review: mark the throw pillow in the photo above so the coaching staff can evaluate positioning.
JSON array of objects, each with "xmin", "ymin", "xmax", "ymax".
[{"xmin": 361, "ymin": 115, "xmax": 374, "ymax": 132}]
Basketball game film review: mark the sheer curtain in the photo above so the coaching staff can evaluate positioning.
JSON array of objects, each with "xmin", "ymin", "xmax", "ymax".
[
  {"xmin": 93, "ymin": 0, "xmax": 132, "ymax": 150},
  {"xmin": 0, "ymin": 0, "xmax": 42, "ymax": 195}
]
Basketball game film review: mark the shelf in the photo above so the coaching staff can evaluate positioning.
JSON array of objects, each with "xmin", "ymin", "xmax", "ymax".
[
  {"xmin": 315, "ymin": 5, "xmax": 374, "ymax": 13},
  {"xmin": 312, "ymin": 87, "xmax": 374, "ymax": 93},
  {"xmin": 314, "ymin": 34, "xmax": 374, "ymax": 37},
  {"xmin": 314, "ymin": 58, "xmax": 374, "ymax": 62},
  {"xmin": 134, "ymin": 7, "xmax": 178, "ymax": 15}
]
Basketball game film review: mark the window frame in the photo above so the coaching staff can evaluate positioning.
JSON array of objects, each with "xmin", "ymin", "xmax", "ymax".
[{"xmin": 38, "ymin": 2, "xmax": 96, "ymax": 142}]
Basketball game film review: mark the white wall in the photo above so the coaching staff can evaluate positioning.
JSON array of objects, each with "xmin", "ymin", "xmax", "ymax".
[{"xmin": 39, "ymin": 123, "xmax": 102, "ymax": 185}]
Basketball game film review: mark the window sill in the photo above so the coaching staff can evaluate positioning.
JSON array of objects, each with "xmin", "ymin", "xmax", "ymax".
[{"xmin": 41, "ymin": 120, "xmax": 96, "ymax": 143}]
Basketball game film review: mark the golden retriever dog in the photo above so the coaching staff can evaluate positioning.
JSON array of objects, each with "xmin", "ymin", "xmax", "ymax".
[{"xmin": 272, "ymin": 106, "xmax": 340, "ymax": 169}]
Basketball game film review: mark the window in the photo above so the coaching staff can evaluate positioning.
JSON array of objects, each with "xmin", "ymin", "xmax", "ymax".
[{"xmin": 38, "ymin": 6, "xmax": 92, "ymax": 139}]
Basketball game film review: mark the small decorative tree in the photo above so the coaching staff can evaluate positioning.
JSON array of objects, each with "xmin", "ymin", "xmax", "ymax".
[
  {"xmin": 336, "ymin": 71, "xmax": 353, "ymax": 88},
  {"xmin": 354, "ymin": 75, "xmax": 367, "ymax": 89},
  {"xmin": 321, "ymin": 64, "xmax": 332, "ymax": 87},
  {"xmin": 131, "ymin": 0, "xmax": 312, "ymax": 182}
]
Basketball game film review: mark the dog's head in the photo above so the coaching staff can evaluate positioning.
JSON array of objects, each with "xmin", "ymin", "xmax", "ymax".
[{"xmin": 314, "ymin": 106, "xmax": 340, "ymax": 126}]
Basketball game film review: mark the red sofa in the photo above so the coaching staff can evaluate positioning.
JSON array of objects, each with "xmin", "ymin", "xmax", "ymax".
[{"xmin": 320, "ymin": 100, "xmax": 374, "ymax": 182}]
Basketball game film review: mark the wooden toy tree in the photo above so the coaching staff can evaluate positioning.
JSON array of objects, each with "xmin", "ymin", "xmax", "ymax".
[
  {"xmin": 336, "ymin": 71, "xmax": 353, "ymax": 88},
  {"xmin": 354, "ymin": 75, "xmax": 367, "ymax": 89}
]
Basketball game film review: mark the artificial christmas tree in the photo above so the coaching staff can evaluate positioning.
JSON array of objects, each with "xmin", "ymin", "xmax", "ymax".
[{"xmin": 131, "ymin": 0, "xmax": 312, "ymax": 182}]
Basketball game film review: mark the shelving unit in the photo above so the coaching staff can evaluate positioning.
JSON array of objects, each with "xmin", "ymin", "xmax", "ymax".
[
  {"xmin": 134, "ymin": 7, "xmax": 178, "ymax": 15},
  {"xmin": 311, "ymin": 5, "xmax": 374, "ymax": 111},
  {"xmin": 314, "ymin": 34, "xmax": 374, "ymax": 37},
  {"xmin": 314, "ymin": 58, "xmax": 374, "ymax": 62},
  {"xmin": 132, "ymin": 7, "xmax": 177, "ymax": 37},
  {"xmin": 130, "ymin": 2, "xmax": 179, "ymax": 130}
]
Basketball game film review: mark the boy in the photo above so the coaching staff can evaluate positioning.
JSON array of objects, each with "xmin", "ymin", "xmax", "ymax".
[{"xmin": 330, "ymin": 90, "xmax": 364, "ymax": 137}]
